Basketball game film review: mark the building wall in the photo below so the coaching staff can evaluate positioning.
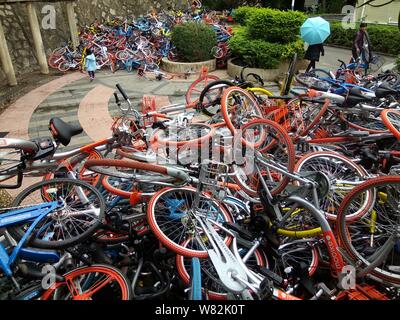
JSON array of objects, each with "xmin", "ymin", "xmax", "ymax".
[
  {"xmin": 0, "ymin": 0, "xmax": 185, "ymax": 83},
  {"xmin": 355, "ymin": 0, "xmax": 400, "ymax": 25}
]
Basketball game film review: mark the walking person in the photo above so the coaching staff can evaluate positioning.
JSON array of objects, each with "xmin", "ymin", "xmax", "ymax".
[
  {"xmin": 85, "ymin": 48, "xmax": 97, "ymax": 82},
  {"xmin": 305, "ymin": 43, "xmax": 325, "ymax": 73},
  {"xmin": 352, "ymin": 22, "xmax": 372, "ymax": 75}
]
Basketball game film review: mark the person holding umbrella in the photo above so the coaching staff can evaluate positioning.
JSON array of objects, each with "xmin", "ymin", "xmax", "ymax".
[
  {"xmin": 300, "ymin": 17, "xmax": 330, "ymax": 72},
  {"xmin": 305, "ymin": 43, "xmax": 325, "ymax": 72}
]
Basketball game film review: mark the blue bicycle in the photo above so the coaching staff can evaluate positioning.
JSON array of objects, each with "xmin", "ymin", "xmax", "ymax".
[{"xmin": 0, "ymin": 178, "xmax": 114, "ymax": 299}]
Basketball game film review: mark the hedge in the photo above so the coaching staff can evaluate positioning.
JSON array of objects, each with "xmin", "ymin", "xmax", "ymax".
[
  {"xmin": 233, "ymin": 6, "xmax": 307, "ymax": 43},
  {"xmin": 326, "ymin": 22, "xmax": 400, "ymax": 56},
  {"xmin": 171, "ymin": 22, "xmax": 217, "ymax": 62},
  {"xmin": 246, "ymin": 8, "xmax": 306, "ymax": 44},
  {"xmin": 229, "ymin": 7, "xmax": 305, "ymax": 69},
  {"xmin": 232, "ymin": 6, "xmax": 255, "ymax": 25},
  {"xmin": 229, "ymin": 27, "xmax": 305, "ymax": 69}
]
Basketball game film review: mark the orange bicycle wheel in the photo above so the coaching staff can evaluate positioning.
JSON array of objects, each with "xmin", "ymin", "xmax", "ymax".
[{"xmin": 41, "ymin": 264, "xmax": 132, "ymax": 300}]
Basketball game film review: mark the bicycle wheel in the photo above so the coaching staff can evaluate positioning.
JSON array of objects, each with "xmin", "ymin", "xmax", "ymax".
[
  {"xmin": 40, "ymin": 264, "xmax": 132, "ymax": 300},
  {"xmin": 265, "ymin": 198, "xmax": 323, "ymax": 239},
  {"xmin": 221, "ymin": 87, "xmax": 263, "ymax": 136},
  {"xmin": 309, "ymin": 68, "xmax": 334, "ymax": 80},
  {"xmin": 233, "ymin": 119, "xmax": 296, "ymax": 197},
  {"xmin": 341, "ymin": 112, "xmax": 388, "ymax": 134},
  {"xmin": 198, "ymin": 79, "xmax": 234, "ymax": 117},
  {"xmin": 247, "ymin": 88, "xmax": 274, "ymax": 111},
  {"xmin": 147, "ymin": 187, "xmax": 233, "ymax": 258},
  {"xmin": 295, "ymin": 73, "xmax": 331, "ymax": 92},
  {"xmin": 296, "ymin": 98, "xmax": 330, "ymax": 137},
  {"xmin": 48, "ymin": 54, "xmax": 64, "ymax": 69},
  {"xmin": 337, "ymin": 176, "xmax": 400, "ymax": 285},
  {"xmin": 58, "ymin": 61, "xmax": 71, "ymax": 72},
  {"xmin": 295, "ymin": 151, "xmax": 373, "ymax": 221},
  {"xmin": 8, "ymin": 178, "xmax": 105, "ymax": 249},
  {"xmin": 186, "ymin": 75, "xmax": 220, "ymax": 105},
  {"xmin": 281, "ymin": 53, "xmax": 297, "ymax": 96},
  {"xmin": 115, "ymin": 50, "xmax": 131, "ymax": 62},
  {"xmin": 381, "ymin": 109, "xmax": 400, "ymax": 140},
  {"xmin": 52, "ymin": 47, "xmax": 67, "ymax": 56},
  {"xmin": 272, "ymin": 239, "xmax": 319, "ymax": 278}
]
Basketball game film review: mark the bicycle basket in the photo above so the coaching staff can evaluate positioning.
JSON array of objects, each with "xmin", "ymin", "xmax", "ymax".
[{"xmin": 194, "ymin": 160, "xmax": 229, "ymax": 206}]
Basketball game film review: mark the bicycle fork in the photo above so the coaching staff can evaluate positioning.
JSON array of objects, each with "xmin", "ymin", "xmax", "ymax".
[{"xmin": 194, "ymin": 215, "xmax": 261, "ymax": 299}]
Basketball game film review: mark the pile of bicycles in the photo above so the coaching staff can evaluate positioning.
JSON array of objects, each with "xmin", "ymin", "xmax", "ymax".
[
  {"xmin": 2, "ymin": 58, "xmax": 400, "ymax": 299},
  {"xmin": 47, "ymin": 9, "xmax": 232, "ymax": 75}
]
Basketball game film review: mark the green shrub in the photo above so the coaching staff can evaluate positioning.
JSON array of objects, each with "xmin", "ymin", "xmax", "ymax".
[
  {"xmin": 229, "ymin": 27, "xmax": 305, "ymax": 69},
  {"xmin": 171, "ymin": 22, "xmax": 217, "ymax": 62},
  {"xmin": 232, "ymin": 6, "xmax": 255, "ymax": 25},
  {"xmin": 326, "ymin": 22, "xmax": 400, "ymax": 56},
  {"xmin": 246, "ymin": 8, "xmax": 306, "ymax": 44}
]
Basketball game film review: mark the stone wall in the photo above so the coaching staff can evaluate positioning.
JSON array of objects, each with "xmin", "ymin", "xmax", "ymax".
[{"xmin": 0, "ymin": 0, "xmax": 185, "ymax": 83}]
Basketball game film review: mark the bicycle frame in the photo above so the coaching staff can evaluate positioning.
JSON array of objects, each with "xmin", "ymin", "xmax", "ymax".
[
  {"xmin": 0, "ymin": 202, "xmax": 61, "ymax": 277},
  {"xmin": 0, "ymin": 136, "xmax": 116, "ymax": 187}
]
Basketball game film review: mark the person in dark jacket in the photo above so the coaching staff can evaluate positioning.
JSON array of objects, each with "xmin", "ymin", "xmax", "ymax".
[
  {"xmin": 352, "ymin": 23, "xmax": 372, "ymax": 74},
  {"xmin": 305, "ymin": 43, "xmax": 325, "ymax": 72}
]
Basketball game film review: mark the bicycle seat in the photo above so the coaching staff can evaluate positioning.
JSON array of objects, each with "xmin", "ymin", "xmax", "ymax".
[
  {"xmin": 375, "ymin": 82, "xmax": 398, "ymax": 99},
  {"xmin": 49, "ymin": 117, "xmax": 83, "ymax": 146}
]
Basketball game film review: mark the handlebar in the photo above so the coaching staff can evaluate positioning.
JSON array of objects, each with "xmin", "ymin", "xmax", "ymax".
[
  {"xmin": 116, "ymin": 83, "xmax": 129, "ymax": 101},
  {"xmin": 114, "ymin": 92, "xmax": 120, "ymax": 106}
]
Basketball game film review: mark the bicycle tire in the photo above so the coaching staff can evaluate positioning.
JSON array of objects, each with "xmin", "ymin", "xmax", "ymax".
[
  {"xmin": 233, "ymin": 119, "xmax": 296, "ymax": 197},
  {"xmin": 381, "ymin": 109, "xmax": 400, "ymax": 140},
  {"xmin": 147, "ymin": 186, "xmax": 233, "ymax": 258},
  {"xmin": 337, "ymin": 176, "xmax": 400, "ymax": 285},
  {"xmin": 58, "ymin": 61, "xmax": 71, "ymax": 72},
  {"xmin": 40, "ymin": 264, "xmax": 132, "ymax": 300},
  {"xmin": 185, "ymin": 75, "xmax": 220, "ymax": 105},
  {"xmin": 48, "ymin": 54, "xmax": 64, "ymax": 69},
  {"xmin": 340, "ymin": 113, "xmax": 388, "ymax": 134},
  {"xmin": 221, "ymin": 86, "xmax": 263, "ymax": 137},
  {"xmin": 281, "ymin": 53, "xmax": 297, "ymax": 96},
  {"xmin": 294, "ymin": 151, "xmax": 373, "ymax": 221},
  {"xmin": 198, "ymin": 79, "xmax": 234, "ymax": 117},
  {"xmin": 299, "ymin": 98, "xmax": 330, "ymax": 137},
  {"xmin": 8, "ymin": 178, "xmax": 105, "ymax": 249}
]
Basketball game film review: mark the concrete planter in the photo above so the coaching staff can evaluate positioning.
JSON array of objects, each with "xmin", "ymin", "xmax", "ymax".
[
  {"xmin": 227, "ymin": 58, "xmax": 308, "ymax": 82},
  {"xmin": 161, "ymin": 57, "xmax": 216, "ymax": 74}
]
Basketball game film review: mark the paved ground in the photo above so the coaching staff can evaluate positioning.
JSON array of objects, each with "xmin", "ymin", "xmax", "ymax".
[{"xmin": 317, "ymin": 46, "xmax": 396, "ymax": 72}]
